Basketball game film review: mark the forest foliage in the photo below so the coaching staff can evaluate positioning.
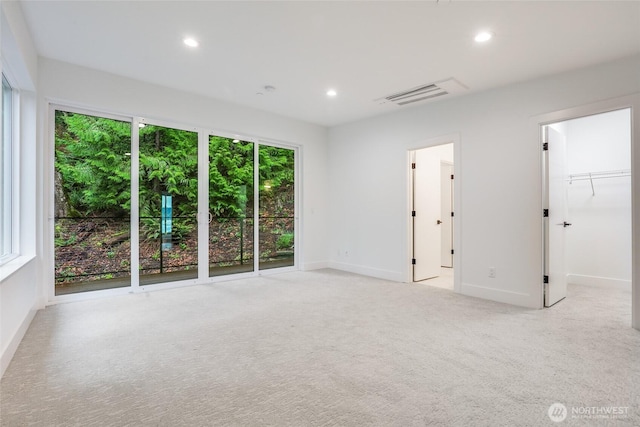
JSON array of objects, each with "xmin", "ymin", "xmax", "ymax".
[{"xmin": 55, "ymin": 111, "xmax": 295, "ymax": 238}]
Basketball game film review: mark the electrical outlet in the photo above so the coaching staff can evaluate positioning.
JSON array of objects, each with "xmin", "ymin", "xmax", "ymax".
[{"xmin": 488, "ymin": 267, "xmax": 496, "ymax": 278}]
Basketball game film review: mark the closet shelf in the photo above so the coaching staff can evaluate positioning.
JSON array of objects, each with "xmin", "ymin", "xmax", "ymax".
[{"xmin": 567, "ymin": 169, "xmax": 631, "ymax": 196}]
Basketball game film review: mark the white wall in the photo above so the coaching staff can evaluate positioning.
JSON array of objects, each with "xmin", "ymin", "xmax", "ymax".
[
  {"xmin": 564, "ymin": 109, "xmax": 631, "ymax": 287},
  {"xmin": 0, "ymin": 1, "xmax": 39, "ymax": 377},
  {"xmin": 328, "ymin": 55, "xmax": 640, "ymax": 309}
]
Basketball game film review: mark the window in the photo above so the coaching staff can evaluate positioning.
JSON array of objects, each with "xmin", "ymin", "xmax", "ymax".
[
  {"xmin": 258, "ymin": 144, "xmax": 295, "ymax": 270},
  {"xmin": 1, "ymin": 74, "xmax": 14, "ymax": 261},
  {"xmin": 54, "ymin": 110, "xmax": 132, "ymax": 294},
  {"xmin": 138, "ymin": 123, "xmax": 198, "ymax": 286},
  {"xmin": 51, "ymin": 106, "xmax": 299, "ymax": 295}
]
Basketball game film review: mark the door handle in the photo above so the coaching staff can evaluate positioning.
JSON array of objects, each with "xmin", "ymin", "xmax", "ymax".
[
  {"xmin": 437, "ymin": 220, "xmax": 442, "ymax": 225},
  {"xmin": 562, "ymin": 221, "xmax": 572, "ymax": 227}
]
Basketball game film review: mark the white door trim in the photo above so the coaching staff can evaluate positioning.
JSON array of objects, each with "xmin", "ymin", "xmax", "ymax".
[{"xmin": 440, "ymin": 161, "xmax": 454, "ymax": 268}]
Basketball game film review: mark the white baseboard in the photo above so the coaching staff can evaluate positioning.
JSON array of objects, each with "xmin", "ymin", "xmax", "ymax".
[
  {"xmin": 567, "ymin": 274, "xmax": 631, "ymax": 290},
  {"xmin": 301, "ymin": 261, "xmax": 329, "ymax": 271},
  {"xmin": 1, "ymin": 307, "xmax": 38, "ymax": 378},
  {"xmin": 328, "ymin": 261, "xmax": 404, "ymax": 282},
  {"xmin": 460, "ymin": 282, "xmax": 539, "ymax": 309}
]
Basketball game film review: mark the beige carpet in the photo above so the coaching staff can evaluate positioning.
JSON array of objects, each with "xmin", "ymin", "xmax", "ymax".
[{"xmin": 1, "ymin": 269, "xmax": 638, "ymax": 426}]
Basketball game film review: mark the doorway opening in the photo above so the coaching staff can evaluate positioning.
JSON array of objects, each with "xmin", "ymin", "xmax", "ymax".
[
  {"xmin": 410, "ymin": 143, "xmax": 454, "ymax": 290},
  {"xmin": 543, "ymin": 108, "xmax": 632, "ymax": 307}
]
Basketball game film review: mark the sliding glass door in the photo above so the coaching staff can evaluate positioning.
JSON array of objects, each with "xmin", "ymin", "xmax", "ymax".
[
  {"xmin": 208, "ymin": 138, "xmax": 296, "ymax": 274},
  {"xmin": 54, "ymin": 111, "xmax": 132, "ymax": 295},
  {"xmin": 259, "ymin": 145, "xmax": 295, "ymax": 270},
  {"xmin": 138, "ymin": 124, "xmax": 198, "ymax": 285},
  {"xmin": 209, "ymin": 136, "xmax": 255, "ymax": 276},
  {"xmin": 53, "ymin": 108, "xmax": 296, "ymax": 295}
]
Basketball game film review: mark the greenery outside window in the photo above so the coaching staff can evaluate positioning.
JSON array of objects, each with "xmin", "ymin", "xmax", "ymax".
[
  {"xmin": 54, "ymin": 110, "xmax": 132, "ymax": 294},
  {"xmin": 52, "ymin": 107, "xmax": 297, "ymax": 295}
]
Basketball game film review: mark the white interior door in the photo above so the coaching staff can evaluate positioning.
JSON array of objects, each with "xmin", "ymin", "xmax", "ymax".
[
  {"xmin": 413, "ymin": 148, "xmax": 441, "ymax": 281},
  {"xmin": 440, "ymin": 162, "xmax": 454, "ymax": 268},
  {"xmin": 545, "ymin": 126, "xmax": 569, "ymax": 307}
]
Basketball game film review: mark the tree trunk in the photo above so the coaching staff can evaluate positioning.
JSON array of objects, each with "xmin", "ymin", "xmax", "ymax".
[
  {"xmin": 153, "ymin": 130, "xmax": 161, "ymax": 195},
  {"xmin": 54, "ymin": 169, "xmax": 70, "ymax": 218}
]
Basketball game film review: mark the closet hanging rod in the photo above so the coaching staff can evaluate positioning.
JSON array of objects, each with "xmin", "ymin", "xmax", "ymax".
[
  {"xmin": 568, "ymin": 169, "xmax": 631, "ymax": 182},
  {"xmin": 567, "ymin": 169, "xmax": 630, "ymax": 196}
]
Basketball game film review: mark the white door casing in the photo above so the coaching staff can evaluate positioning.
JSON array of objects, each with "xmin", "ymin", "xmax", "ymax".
[{"xmin": 441, "ymin": 162, "xmax": 454, "ymax": 268}]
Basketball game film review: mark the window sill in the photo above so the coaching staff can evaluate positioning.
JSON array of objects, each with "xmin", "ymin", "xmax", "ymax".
[{"xmin": 0, "ymin": 254, "xmax": 36, "ymax": 283}]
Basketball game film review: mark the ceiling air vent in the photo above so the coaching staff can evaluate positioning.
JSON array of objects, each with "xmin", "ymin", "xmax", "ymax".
[{"xmin": 376, "ymin": 78, "xmax": 467, "ymax": 106}]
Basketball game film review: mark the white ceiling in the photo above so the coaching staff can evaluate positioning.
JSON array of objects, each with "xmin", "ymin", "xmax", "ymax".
[{"xmin": 18, "ymin": 0, "xmax": 640, "ymax": 127}]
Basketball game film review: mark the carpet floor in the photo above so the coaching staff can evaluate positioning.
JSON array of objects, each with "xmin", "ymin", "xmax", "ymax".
[{"xmin": 1, "ymin": 269, "xmax": 638, "ymax": 426}]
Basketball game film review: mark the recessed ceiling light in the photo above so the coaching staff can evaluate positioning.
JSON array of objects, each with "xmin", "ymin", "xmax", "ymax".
[
  {"xmin": 183, "ymin": 37, "xmax": 199, "ymax": 48},
  {"xmin": 474, "ymin": 31, "xmax": 493, "ymax": 43},
  {"xmin": 327, "ymin": 89, "xmax": 337, "ymax": 97}
]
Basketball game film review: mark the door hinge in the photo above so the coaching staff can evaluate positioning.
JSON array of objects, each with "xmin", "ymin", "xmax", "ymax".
[
  {"xmin": 411, "ymin": 162, "xmax": 416, "ymax": 169},
  {"xmin": 543, "ymin": 209, "xmax": 549, "ymax": 217},
  {"xmin": 451, "ymin": 212, "xmax": 454, "ymax": 217},
  {"xmin": 412, "ymin": 258, "xmax": 416, "ymax": 265},
  {"xmin": 451, "ymin": 174, "xmax": 454, "ymax": 180},
  {"xmin": 543, "ymin": 142, "xmax": 548, "ymax": 151},
  {"xmin": 411, "ymin": 211, "xmax": 416, "ymax": 217},
  {"xmin": 451, "ymin": 249, "xmax": 454, "ymax": 255},
  {"xmin": 543, "ymin": 275, "xmax": 549, "ymax": 284}
]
